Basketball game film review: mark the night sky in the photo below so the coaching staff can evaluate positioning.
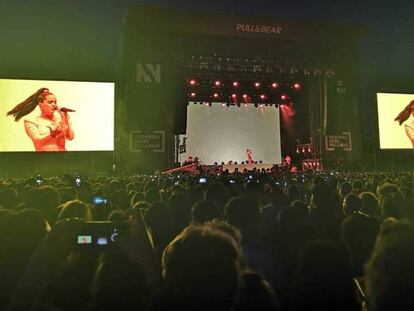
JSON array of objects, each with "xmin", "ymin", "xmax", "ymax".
[{"xmin": 1, "ymin": 0, "xmax": 413, "ymax": 76}]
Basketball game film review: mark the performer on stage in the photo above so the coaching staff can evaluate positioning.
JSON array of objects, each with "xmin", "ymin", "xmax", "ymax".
[
  {"xmin": 183, "ymin": 155, "xmax": 194, "ymax": 165},
  {"xmin": 7, "ymin": 88, "xmax": 75, "ymax": 151},
  {"xmin": 246, "ymin": 148, "xmax": 253, "ymax": 165},
  {"xmin": 284, "ymin": 155, "xmax": 292, "ymax": 166},
  {"xmin": 395, "ymin": 100, "xmax": 414, "ymax": 148}
]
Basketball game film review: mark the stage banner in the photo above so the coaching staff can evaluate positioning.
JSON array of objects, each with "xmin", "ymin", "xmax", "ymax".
[
  {"xmin": 125, "ymin": 6, "xmax": 357, "ymax": 42},
  {"xmin": 324, "ymin": 71, "xmax": 361, "ymax": 163}
]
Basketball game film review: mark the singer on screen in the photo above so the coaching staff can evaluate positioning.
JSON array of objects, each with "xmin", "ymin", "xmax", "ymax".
[
  {"xmin": 395, "ymin": 100, "xmax": 414, "ymax": 148},
  {"xmin": 7, "ymin": 88, "xmax": 75, "ymax": 151}
]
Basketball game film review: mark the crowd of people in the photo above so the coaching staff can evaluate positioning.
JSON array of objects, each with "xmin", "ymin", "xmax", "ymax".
[{"xmin": 0, "ymin": 169, "xmax": 413, "ymax": 310}]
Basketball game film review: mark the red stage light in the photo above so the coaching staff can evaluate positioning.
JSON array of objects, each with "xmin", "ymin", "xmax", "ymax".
[
  {"xmin": 213, "ymin": 93, "xmax": 219, "ymax": 98},
  {"xmin": 293, "ymin": 83, "xmax": 301, "ymax": 90},
  {"xmin": 231, "ymin": 94, "xmax": 237, "ymax": 99},
  {"xmin": 260, "ymin": 94, "xmax": 267, "ymax": 100},
  {"xmin": 233, "ymin": 81, "xmax": 239, "ymax": 87},
  {"xmin": 281, "ymin": 94, "xmax": 288, "ymax": 100},
  {"xmin": 215, "ymin": 80, "xmax": 221, "ymax": 86},
  {"xmin": 271, "ymin": 82, "xmax": 278, "ymax": 88},
  {"xmin": 189, "ymin": 79, "xmax": 197, "ymax": 86},
  {"xmin": 242, "ymin": 94, "xmax": 248, "ymax": 99},
  {"xmin": 190, "ymin": 92, "xmax": 196, "ymax": 97},
  {"xmin": 254, "ymin": 82, "xmax": 261, "ymax": 88},
  {"xmin": 205, "ymin": 102, "xmax": 210, "ymax": 106}
]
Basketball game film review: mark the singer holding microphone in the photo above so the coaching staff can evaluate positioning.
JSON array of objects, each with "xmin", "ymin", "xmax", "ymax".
[{"xmin": 7, "ymin": 88, "xmax": 75, "ymax": 151}]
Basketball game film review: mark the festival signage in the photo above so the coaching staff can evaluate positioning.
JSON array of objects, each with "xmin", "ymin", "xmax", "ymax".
[
  {"xmin": 130, "ymin": 131, "xmax": 165, "ymax": 152},
  {"xmin": 325, "ymin": 132, "xmax": 352, "ymax": 151},
  {"xmin": 235, "ymin": 23, "xmax": 282, "ymax": 35}
]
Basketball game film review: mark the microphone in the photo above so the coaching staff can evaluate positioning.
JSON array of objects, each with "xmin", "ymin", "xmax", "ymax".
[{"xmin": 59, "ymin": 107, "xmax": 76, "ymax": 113}]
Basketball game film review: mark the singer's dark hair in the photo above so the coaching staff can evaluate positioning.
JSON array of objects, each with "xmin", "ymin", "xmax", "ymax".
[
  {"xmin": 7, "ymin": 88, "xmax": 52, "ymax": 122},
  {"xmin": 395, "ymin": 100, "xmax": 414, "ymax": 125}
]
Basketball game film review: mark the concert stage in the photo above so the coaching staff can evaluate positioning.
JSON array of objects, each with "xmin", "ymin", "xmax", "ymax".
[{"xmin": 121, "ymin": 6, "xmax": 363, "ymax": 173}]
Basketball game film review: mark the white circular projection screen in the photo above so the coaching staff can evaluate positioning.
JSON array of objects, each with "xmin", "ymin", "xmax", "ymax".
[
  {"xmin": 0, "ymin": 79, "xmax": 114, "ymax": 152},
  {"xmin": 181, "ymin": 103, "xmax": 282, "ymax": 165}
]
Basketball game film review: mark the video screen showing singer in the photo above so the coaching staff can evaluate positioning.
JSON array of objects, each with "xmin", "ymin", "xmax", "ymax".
[
  {"xmin": 7, "ymin": 88, "xmax": 75, "ymax": 151},
  {"xmin": 395, "ymin": 100, "xmax": 414, "ymax": 148}
]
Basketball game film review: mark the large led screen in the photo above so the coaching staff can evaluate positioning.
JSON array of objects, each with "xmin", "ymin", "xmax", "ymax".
[
  {"xmin": 377, "ymin": 93, "xmax": 414, "ymax": 149},
  {"xmin": 0, "ymin": 79, "xmax": 114, "ymax": 152},
  {"xmin": 181, "ymin": 103, "xmax": 282, "ymax": 165}
]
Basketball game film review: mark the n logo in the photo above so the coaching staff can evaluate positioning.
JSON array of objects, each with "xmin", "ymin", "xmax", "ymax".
[{"xmin": 136, "ymin": 63, "xmax": 161, "ymax": 83}]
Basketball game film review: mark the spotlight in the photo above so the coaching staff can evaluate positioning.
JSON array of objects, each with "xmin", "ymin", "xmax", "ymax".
[
  {"xmin": 189, "ymin": 79, "xmax": 197, "ymax": 86},
  {"xmin": 244, "ymin": 103, "xmax": 248, "ymax": 107},
  {"xmin": 271, "ymin": 82, "xmax": 278, "ymax": 88},
  {"xmin": 214, "ymin": 80, "xmax": 221, "ymax": 87},
  {"xmin": 190, "ymin": 92, "xmax": 196, "ymax": 98},
  {"xmin": 293, "ymin": 82, "xmax": 301, "ymax": 90},
  {"xmin": 233, "ymin": 81, "xmax": 239, "ymax": 87},
  {"xmin": 213, "ymin": 93, "xmax": 219, "ymax": 99},
  {"xmin": 242, "ymin": 94, "xmax": 248, "ymax": 100},
  {"xmin": 281, "ymin": 94, "xmax": 288, "ymax": 100},
  {"xmin": 254, "ymin": 82, "xmax": 261, "ymax": 88},
  {"xmin": 204, "ymin": 102, "xmax": 210, "ymax": 106},
  {"xmin": 231, "ymin": 94, "xmax": 237, "ymax": 99},
  {"xmin": 260, "ymin": 94, "xmax": 267, "ymax": 100},
  {"xmin": 259, "ymin": 104, "xmax": 264, "ymax": 108},
  {"xmin": 222, "ymin": 103, "xmax": 226, "ymax": 107}
]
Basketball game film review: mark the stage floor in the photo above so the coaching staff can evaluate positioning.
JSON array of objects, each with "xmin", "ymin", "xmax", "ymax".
[{"xmin": 222, "ymin": 163, "xmax": 274, "ymax": 173}]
